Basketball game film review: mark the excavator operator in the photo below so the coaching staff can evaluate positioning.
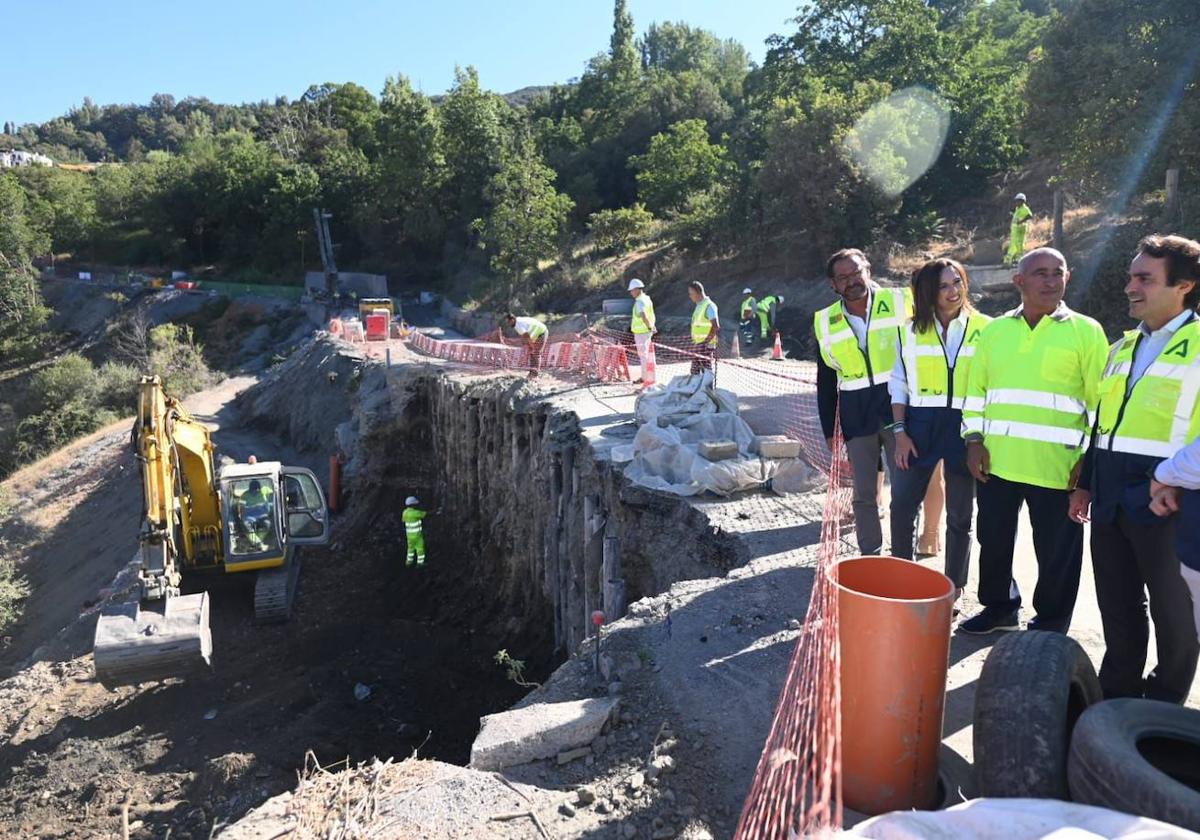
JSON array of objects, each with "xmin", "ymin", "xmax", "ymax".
[{"xmin": 233, "ymin": 479, "xmax": 278, "ymax": 554}]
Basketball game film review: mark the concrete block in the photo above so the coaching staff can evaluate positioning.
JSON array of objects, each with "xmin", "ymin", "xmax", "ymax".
[
  {"xmin": 469, "ymin": 697, "xmax": 620, "ymax": 770},
  {"xmin": 698, "ymin": 440, "xmax": 738, "ymax": 461},
  {"xmin": 754, "ymin": 435, "xmax": 801, "ymax": 459}
]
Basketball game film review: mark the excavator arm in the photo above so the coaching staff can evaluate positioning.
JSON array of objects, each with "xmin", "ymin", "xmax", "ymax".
[
  {"xmin": 134, "ymin": 377, "xmax": 221, "ymax": 600},
  {"xmin": 94, "ymin": 377, "xmax": 217, "ymax": 687}
]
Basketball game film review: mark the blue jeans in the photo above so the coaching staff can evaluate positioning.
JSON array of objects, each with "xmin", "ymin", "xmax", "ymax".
[{"xmin": 889, "ymin": 457, "xmax": 974, "ymax": 588}]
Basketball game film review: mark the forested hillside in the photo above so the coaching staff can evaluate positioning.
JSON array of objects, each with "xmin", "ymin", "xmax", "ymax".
[{"xmin": 2, "ymin": 0, "xmax": 1197, "ymax": 310}]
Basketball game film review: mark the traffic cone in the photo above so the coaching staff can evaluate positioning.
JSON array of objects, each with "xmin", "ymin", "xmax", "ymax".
[
  {"xmin": 771, "ymin": 331, "xmax": 784, "ymax": 361},
  {"xmin": 730, "ymin": 332, "xmax": 741, "ymax": 359}
]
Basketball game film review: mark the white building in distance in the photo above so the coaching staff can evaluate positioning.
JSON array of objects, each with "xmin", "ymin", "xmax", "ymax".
[{"xmin": 1, "ymin": 150, "xmax": 53, "ymax": 168}]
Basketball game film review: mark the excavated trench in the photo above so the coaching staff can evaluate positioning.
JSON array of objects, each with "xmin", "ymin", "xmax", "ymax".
[{"xmin": 0, "ymin": 339, "xmax": 750, "ymax": 839}]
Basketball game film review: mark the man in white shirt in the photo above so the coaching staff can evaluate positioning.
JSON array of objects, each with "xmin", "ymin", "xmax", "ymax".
[{"xmin": 504, "ymin": 312, "xmax": 548, "ymax": 377}]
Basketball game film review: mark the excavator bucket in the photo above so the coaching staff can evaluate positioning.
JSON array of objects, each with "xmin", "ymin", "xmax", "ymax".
[{"xmin": 92, "ymin": 592, "xmax": 213, "ymax": 688}]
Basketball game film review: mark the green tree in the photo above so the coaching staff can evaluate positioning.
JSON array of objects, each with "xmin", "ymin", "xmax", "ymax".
[
  {"xmin": 375, "ymin": 75, "xmax": 448, "ymax": 252},
  {"xmin": 630, "ymin": 119, "xmax": 727, "ymax": 213},
  {"xmin": 440, "ymin": 67, "xmax": 507, "ymax": 233},
  {"xmin": 473, "ymin": 134, "xmax": 574, "ymax": 295},
  {"xmin": 610, "ymin": 0, "xmax": 639, "ymax": 83},
  {"xmin": 1026, "ymin": 0, "xmax": 1200, "ymax": 186}
]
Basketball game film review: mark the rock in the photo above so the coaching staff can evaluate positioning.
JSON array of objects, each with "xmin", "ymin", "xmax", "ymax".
[
  {"xmin": 628, "ymin": 730, "xmax": 640, "ymax": 742},
  {"xmin": 559, "ymin": 802, "xmax": 577, "ymax": 818},
  {"xmin": 203, "ymin": 709, "xmax": 218, "ymax": 721},
  {"xmin": 663, "ymin": 789, "xmax": 676, "ymax": 803},
  {"xmin": 557, "ymin": 746, "xmax": 591, "ymax": 765},
  {"xmin": 576, "ymin": 785, "xmax": 597, "ymax": 806},
  {"xmin": 608, "ymin": 682, "xmax": 623, "ymax": 695},
  {"xmin": 586, "ymin": 754, "xmax": 595, "ymax": 766},
  {"xmin": 645, "ymin": 764, "xmax": 660, "ymax": 781},
  {"xmin": 353, "ymin": 683, "xmax": 371, "ymax": 701},
  {"xmin": 652, "ymin": 755, "xmax": 677, "ymax": 775},
  {"xmin": 622, "ymin": 823, "xmax": 638, "ymax": 839},
  {"xmin": 469, "ymin": 697, "xmax": 620, "ymax": 770},
  {"xmin": 788, "ymin": 618, "xmax": 802, "ymax": 630},
  {"xmin": 657, "ymin": 737, "xmax": 678, "ymax": 754},
  {"xmin": 628, "ymin": 771, "xmax": 645, "ymax": 791},
  {"xmin": 620, "ymin": 710, "xmax": 636, "ymax": 724},
  {"xmin": 596, "ymin": 800, "xmax": 611, "ymax": 814}
]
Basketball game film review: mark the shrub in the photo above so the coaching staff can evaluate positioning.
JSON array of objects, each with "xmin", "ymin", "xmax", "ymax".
[
  {"xmin": 587, "ymin": 204, "xmax": 656, "ymax": 252},
  {"xmin": 96, "ymin": 361, "xmax": 142, "ymax": 414},
  {"xmin": 29, "ymin": 353, "xmax": 98, "ymax": 414},
  {"xmin": 148, "ymin": 324, "xmax": 215, "ymax": 397}
]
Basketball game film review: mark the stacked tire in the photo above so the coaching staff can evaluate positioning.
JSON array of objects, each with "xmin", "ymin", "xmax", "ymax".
[{"xmin": 973, "ymin": 631, "xmax": 1200, "ymax": 831}]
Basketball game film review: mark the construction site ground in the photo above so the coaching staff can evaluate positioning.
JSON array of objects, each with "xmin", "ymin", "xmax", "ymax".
[{"xmin": 0, "ymin": 297, "xmax": 1197, "ymax": 839}]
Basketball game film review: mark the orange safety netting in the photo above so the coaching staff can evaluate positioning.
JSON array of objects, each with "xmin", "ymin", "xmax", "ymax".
[{"xmin": 405, "ymin": 322, "xmax": 852, "ymax": 835}]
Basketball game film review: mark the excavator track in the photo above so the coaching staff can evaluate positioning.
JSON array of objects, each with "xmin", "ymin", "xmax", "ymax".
[{"xmin": 254, "ymin": 555, "xmax": 301, "ymax": 623}]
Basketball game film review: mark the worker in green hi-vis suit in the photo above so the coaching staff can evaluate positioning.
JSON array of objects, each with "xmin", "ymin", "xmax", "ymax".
[
  {"xmin": 402, "ymin": 495, "xmax": 427, "ymax": 566},
  {"xmin": 1006, "ymin": 193, "xmax": 1033, "ymax": 266}
]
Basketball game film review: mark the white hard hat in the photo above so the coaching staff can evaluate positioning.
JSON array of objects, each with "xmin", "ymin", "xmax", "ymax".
[
  {"xmin": 742, "ymin": 287, "xmax": 752, "ymax": 294},
  {"xmin": 627, "ymin": 278, "xmax": 644, "ymax": 291},
  {"xmin": 405, "ymin": 496, "xmax": 419, "ymax": 506},
  {"xmin": 778, "ymin": 295, "xmax": 785, "ymax": 304},
  {"xmin": 1014, "ymin": 192, "xmax": 1027, "ymax": 201}
]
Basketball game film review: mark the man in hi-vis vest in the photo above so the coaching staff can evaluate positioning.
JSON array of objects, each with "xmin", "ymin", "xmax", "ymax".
[
  {"xmin": 627, "ymin": 278, "xmax": 656, "ymax": 386},
  {"xmin": 1073, "ymin": 235, "xmax": 1200, "ymax": 702},
  {"xmin": 959, "ymin": 248, "xmax": 1108, "ymax": 635},
  {"xmin": 815, "ymin": 248, "xmax": 912, "ymax": 555},
  {"xmin": 687, "ymin": 281, "xmax": 719, "ymax": 377}
]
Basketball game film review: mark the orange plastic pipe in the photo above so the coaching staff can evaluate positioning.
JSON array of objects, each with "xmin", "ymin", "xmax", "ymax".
[
  {"xmin": 328, "ymin": 455, "xmax": 341, "ymax": 514},
  {"xmin": 832, "ymin": 555, "xmax": 955, "ymax": 815}
]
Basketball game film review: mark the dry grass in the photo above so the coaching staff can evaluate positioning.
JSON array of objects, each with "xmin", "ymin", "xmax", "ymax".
[
  {"xmin": 284, "ymin": 752, "xmax": 413, "ymax": 839},
  {"xmin": 885, "ymin": 221, "xmax": 977, "ymax": 277}
]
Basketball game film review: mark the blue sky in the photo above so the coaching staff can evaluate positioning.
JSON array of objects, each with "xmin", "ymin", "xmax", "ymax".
[{"xmin": 2, "ymin": 1, "xmax": 800, "ymax": 127}]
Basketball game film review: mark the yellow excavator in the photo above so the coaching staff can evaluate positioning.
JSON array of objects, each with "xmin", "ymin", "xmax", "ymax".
[{"xmin": 92, "ymin": 376, "xmax": 329, "ymax": 687}]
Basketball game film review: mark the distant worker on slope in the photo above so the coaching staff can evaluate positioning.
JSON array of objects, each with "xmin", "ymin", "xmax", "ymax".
[
  {"xmin": 627, "ymin": 278, "xmax": 657, "ymax": 387},
  {"xmin": 504, "ymin": 312, "xmax": 548, "ymax": 378},
  {"xmin": 739, "ymin": 287, "xmax": 758, "ymax": 348},
  {"xmin": 402, "ymin": 496, "xmax": 428, "ymax": 567},
  {"xmin": 1006, "ymin": 193, "xmax": 1033, "ymax": 266},
  {"xmin": 814, "ymin": 248, "xmax": 913, "ymax": 556},
  {"xmin": 687, "ymin": 281, "xmax": 720, "ymax": 376},
  {"xmin": 756, "ymin": 293, "xmax": 785, "ymax": 340}
]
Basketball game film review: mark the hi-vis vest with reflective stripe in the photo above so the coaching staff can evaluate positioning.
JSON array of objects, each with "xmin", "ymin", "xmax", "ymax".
[
  {"xmin": 402, "ymin": 506, "xmax": 425, "ymax": 537},
  {"xmin": 631, "ymin": 294, "xmax": 655, "ymax": 334},
  {"xmin": 691, "ymin": 297, "xmax": 718, "ymax": 346},
  {"xmin": 1095, "ymin": 318, "xmax": 1200, "ymax": 459},
  {"xmin": 814, "ymin": 287, "xmax": 912, "ymax": 391},
  {"xmin": 740, "ymin": 295, "xmax": 757, "ymax": 316},
  {"xmin": 961, "ymin": 305, "xmax": 1108, "ymax": 490},
  {"xmin": 901, "ymin": 312, "xmax": 992, "ymax": 409}
]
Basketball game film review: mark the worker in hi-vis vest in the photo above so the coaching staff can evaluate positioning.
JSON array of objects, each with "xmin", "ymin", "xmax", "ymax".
[
  {"xmin": 756, "ymin": 294, "xmax": 785, "ymax": 339},
  {"xmin": 959, "ymin": 247, "xmax": 1108, "ymax": 636},
  {"xmin": 814, "ymin": 247, "xmax": 913, "ymax": 556},
  {"xmin": 402, "ymin": 495, "xmax": 427, "ymax": 567},
  {"xmin": 627, "ymin": 278, "xmax": 656, "ymax": 386},
  {"xmin": 1005, "ymin": 193, "xmax": 1033, "ymax": 266},
  {"xmin": 1073, "ymin": 234, "xmax": 1200, "ymax": 703},
  {"xmin": 687, "ymin": 280, "xmax": 719, "ymax": 377},
  {"xmin": 504, "ymin": 312, "xmax": 548, "ymax": 377}
]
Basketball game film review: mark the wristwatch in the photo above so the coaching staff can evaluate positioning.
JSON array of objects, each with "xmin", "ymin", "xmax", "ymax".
[{"xmin": 886, "ymin": 421, "xmax": 907, "ymax": 434}]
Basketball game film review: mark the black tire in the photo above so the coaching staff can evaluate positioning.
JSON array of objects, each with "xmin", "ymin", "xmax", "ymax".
[
  {"xmin": 973, "ymin": 630, "xmax": 1102, "ymax": 799},
  {"xmin": 1068, "ymin": 698, "xmax": 1200, "ymax": 830}
]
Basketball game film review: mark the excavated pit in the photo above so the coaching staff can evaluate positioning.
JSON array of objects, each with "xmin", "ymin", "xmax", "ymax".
[{"xmin": 0, "ymin": 338, "xmax": 749, "ymax": 838}]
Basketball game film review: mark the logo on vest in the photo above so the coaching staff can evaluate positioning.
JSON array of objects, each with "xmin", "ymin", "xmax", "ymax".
[
  {"xmin": 1166, "ymin": 338, "xmax": 1190, "ymax": 359},
  {"xmin": 966, "ymin": 329, "xmax": 981, "ymax": 343},
  {"xmin": 877, "ymin": 298, "xmax": 891, "ymax": 315}
]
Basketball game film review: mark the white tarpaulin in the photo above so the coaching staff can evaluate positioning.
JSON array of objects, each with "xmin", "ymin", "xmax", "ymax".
[
  {"xmin": 618, "ymin": 372, "xmax": 778, "ymax": 496},
  {"xmin": 839, "ymin": 797, "xmax": 1198, "ymax": 840}
]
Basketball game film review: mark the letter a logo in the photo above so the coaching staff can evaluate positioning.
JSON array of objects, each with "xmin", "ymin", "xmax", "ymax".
[
  {"xmin": 967, "ymin": 329, "xmax": 981, "ymax": 344},
  {"xmin": 1166, "ymin": 339, "xmax": 1190, "ymax": 359},
  {"xmin": 877, "ymin": 298, "xmax": 891, "ymax": 315}
]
